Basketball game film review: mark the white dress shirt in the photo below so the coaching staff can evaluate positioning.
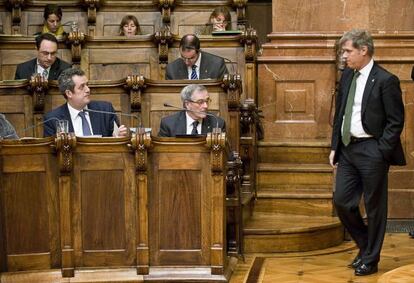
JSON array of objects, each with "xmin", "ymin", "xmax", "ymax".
[
  {"xmin": 342, "ymin": 59, "xmax": 374, "ymax": 138},
  {"xmin": 186, "ymin": 112, "xmax": 202, "ymax": 134},
  {"xmin": 67, "ymin": 103, "xmax": 94, "ymax": 136}
]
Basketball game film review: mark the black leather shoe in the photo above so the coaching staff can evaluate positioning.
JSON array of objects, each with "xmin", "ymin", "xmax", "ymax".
[
  {"xmin": 348, "ymin": 255, "xmax": 362, "ymax": 269},
  {"xmin": 409, "ymin": 230, "xmax": 414, "ymax": 238},
  {"xmin": 355, "ymin": 263, "xmax": 378, "ymax": 276}
]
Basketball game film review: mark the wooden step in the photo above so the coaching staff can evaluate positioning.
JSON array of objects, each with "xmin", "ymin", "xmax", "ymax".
[
  {"xmin": 258, "ymin": 140, "xmax": 331, "ymax": 164},
  {"xmin": 254, "ymin": 190, "xmax": 333, "ymax": 216},
  {"xmin": 257, "ymin": 163, "xmax": 333, "ymax": 189},
  {"xmin": 243, "ymin": 213, "xmax": 343, "ymax": 253}
]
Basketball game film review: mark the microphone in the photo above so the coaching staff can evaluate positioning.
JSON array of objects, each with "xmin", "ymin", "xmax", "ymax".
[
  {"xmin": 222, "ymin": 57, "xmax": 236, "ymax": 75},
  {"xmin": 2, "ymin": 117, "xmax": 62, "ymax": 139},
  {"xmin": 84, "ymin": 108, "xmax": 141, "ymax": 129},
  {"xmin": 163, "ymin": 103, "xmax": 221, "ymax": 133},
  {"xmin": 62, "ymin": 21, "xmax": 79, "ymax": 32}
]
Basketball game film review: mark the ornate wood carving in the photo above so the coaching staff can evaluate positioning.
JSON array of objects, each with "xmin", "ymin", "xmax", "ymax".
[
  {"xmin": 130, "ymin": 129, "xmax": 151, "ymax": 172},
  {"xmin": 29, "ymin": 74, "xmax": 48, "ymax": 112},
  {"xmin": 157, "ymin": 0, "xmax": 175, "ymax": 24},
  {"xmin": 232, "ymin": 0, "xmax": 247, "ymax": 24},
  {"xmin": 66, "ymin": 31, "xmax": 85, "ymax": 65},
  {"xmin": 6, "ymin": 0, "xmax": 25, "ymax": 25},
  {"xmin": 82, "ymin": 0, "xmax": 101, "ymax": 24},
  {"xmin": 206, "ymin": 132, "xmax": 226, "ymax": 174},
  {"xmin": 125, "ymin": 75, "xmax": 147, "ymax": 112},
  {"xmin": 240, "ymin": 28, "xmax": 258, "ymax": 63},
  {"xmin": 55, "ymin": 133, "xmax": 76, "ymax": 175},
  {"xmin": 154, "ymin": 27, "xmax": 173, "ymax": 65},
  {"xmin": 222, "ymin": 74, "xmax": 242, "ymax": 109}
]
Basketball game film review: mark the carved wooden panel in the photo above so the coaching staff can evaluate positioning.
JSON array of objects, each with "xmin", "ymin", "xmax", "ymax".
[
  {"xmin": 72, "ymin": 142, "xmax": 136, "ymax": 267},
  {"xmin": 149, "ymin": 148, "xmax": 211, "ymax": 266},
  {"xmin": 0, "ymin": 141, "xmax": 59, "ymax": 271}
]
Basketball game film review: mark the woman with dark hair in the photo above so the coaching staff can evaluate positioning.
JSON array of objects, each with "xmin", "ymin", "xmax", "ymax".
[
  {"xmin": 37, "ymin": 4, "xmax": 65, "ymax": 38},
  {"xmin": 119, "ymin": 15, "xmax": 142, "ymax": 37},
  {"xmin": 205, "ymin": 7, "xmax": 231, "ymax": 34}
]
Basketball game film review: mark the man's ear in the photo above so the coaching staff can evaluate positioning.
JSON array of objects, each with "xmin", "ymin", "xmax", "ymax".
[
  {"xmin": 360, "ymin": 46, "xmax": 368, "ymax": 55},
  {"xmin": 65, "ymin": 90, "xmax": 72, "ymax": 98}
]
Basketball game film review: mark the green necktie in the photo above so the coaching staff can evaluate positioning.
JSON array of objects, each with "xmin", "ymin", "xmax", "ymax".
[{"xmin": 342, "ymin": 71, "xmax": 360, "ymax": 146}]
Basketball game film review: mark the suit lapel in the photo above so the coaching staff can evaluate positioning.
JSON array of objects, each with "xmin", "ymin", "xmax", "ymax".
[
  {"xmin": 88, "ymin": 104, "xmax": 101, "ymax": 135},
  {"xmin": 62, "ymin": 104, "xmax": 75, "ymax": 133},
  {"xmin": 199, "ymin": 52, "xmax": 208, "ymax": 79},
  {"xmin": 361, "ymin": 65, "xmax": 378, "ymax": 116},
  {"xmin": 49, "ymin": 59, "xmax": 59, "ymax": 80},
  {"xmin": 201, "ymin": 115, "xmax": 213, "ymax": 134},
  {"xmin": 179, "ymin": 61, "xmax": 189, "ymax": 79}
]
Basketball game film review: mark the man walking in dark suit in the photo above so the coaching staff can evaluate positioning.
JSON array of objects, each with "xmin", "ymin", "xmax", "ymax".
[
  {"xmin": 43, "ymin": 68, "xmax": 128, "ymax": 137},
  {"xmin": 165, "ymin": 34, "xmax": 228, "ymax": 80},
  {"xmin": 15, "ymin": 33, "xmax": 71, "ymax": 80},
  {"xmin": 158, "ymin": 84, "xmax": 225, "ymax": 137},
  {"xmin": 330, "ymin": 29, "xmax": 405, "ymax": 276}
]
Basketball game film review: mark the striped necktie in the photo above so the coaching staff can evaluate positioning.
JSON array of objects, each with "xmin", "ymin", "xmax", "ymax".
[
  {"xmin": 190, "ymin": 65, "xmax": 198, "ymax": 80},
  {"xmin": 42, "ymin": 69, "xmax": 49, "ymax": 79},
  {"xmin": 78, "ymin": 111, "xmax": 92, "ymax": 136},
  {"xmin": 342, "ymin": 71, "xmax": 361, "ymax": 146}
]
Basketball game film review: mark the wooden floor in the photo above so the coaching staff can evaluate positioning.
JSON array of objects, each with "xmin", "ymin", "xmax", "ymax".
[{"xmin": 230, "ymin": 233, "xmax": 414, "ymax": 283}]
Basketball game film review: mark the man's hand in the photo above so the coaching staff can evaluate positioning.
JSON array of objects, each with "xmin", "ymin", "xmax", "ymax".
[
  {"xmin": 117, "ymin": 125, "xmax": 128, "ymax": 137},
  {"xmin": 329, "ymin": 150, "xmax": 337, "ymax": 168}
]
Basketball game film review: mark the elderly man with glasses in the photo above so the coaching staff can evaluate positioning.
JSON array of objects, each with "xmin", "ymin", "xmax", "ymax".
[
  {"xmin": 165, "ymin": 34, "xmax": 228, "ymax": 80},
  {"xmin": 158, "ymin": 84, "xmax": 225, "ymax": 137}
]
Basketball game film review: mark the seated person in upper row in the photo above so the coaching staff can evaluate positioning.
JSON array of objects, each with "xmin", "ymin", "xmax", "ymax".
[
  {"xmin": 14, "ymin": 33, "xmax": 71, "ymax": 80},
  {"xmin": 204, "ymin": 7, "xmax": 231, "ymax": 34},
  {"xmin": 165, "ymin": 34, "xmax": 228, "ymax": 80},
  {"xmin": 119, "ymin": 15, "xmax": 142, "ymax": 37},
  {"xmin": 43, "ymin": 68, "xmax": 128, "ymax": 138},
  {"xmin": 35, "ymin": 4, "xmax": 65, "ymax": 38},
  {"xmin": 0, "ymin": 114, "xmax": 18, "ymax": 139},
  {"xmin": 158, "ymin": 84, "xmax": 225, "ymax": 137}
]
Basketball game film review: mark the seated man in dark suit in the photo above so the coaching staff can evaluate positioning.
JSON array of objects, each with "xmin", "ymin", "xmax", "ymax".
[
  {"xmin": 15, "ymin": 33, "xmax": 71, "ymax": 80},
  {"xmin": 43, "ymin": 68, "xmax": 128, "ymax": 137},
  {"xmin": 158, "ymin": 84, "xmax": 225, "ymax": 137},
  {"xmin": 165, "ymin": 34, "xmax": 228, "ymax": 80},
  {"xmin": 0, "ymin": 114, "xmax": 18, "ymax": 139}
]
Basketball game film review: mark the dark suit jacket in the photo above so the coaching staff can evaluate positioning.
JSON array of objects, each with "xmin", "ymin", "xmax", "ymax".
[
  {"xmin": 15, "ymin": 58, "xmax": 71, "ymax": 80},
  {"xmin": 158, "ymin": 110, "xmax": 225, "ymax": 137},
  {"xmin": 331, "ymin": 63, "xmax": 406, "ymax": 166},
  {"xmin": 165, "ymin": 51, "xmax": 228, "ymax": 80},
  {"xmin": 43, "ymin": 101, "xmax": 118, "ymax": 137}
]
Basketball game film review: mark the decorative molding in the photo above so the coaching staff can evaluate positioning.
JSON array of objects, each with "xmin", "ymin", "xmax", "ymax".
[
  {"xmin": 82, "ymin": 0, "xmax": 102, "ymax": 24},
  {"xmin": 206, "ymin": 132, "xmax": 226, "ymax": 174},
  {"xmin": 66, "ymin": 31, "xmax": 85, "ymax": 65},
  {"xmin": 240, "ymin": 99, "xmax": 256, "ymax": 135},
  {"xmin": 240, "ymin": 28, "xmax": 258, "ymax": 63},
  {"xmin": 29, "ymin": 74, "xmax": 48, "ymax": 112},
  {"xmin": 222, "ymin": 74, "xmax": 242, "ymax": 109},
  {"xmin": 125, "ymin": 75, "xmax": 147, "ymax": 112},
  {"xmin": 232, "ymin": 0, "xmax": 248, "ymax": 24},
  {"xmin": 130, "ymin": 129, "xmax": 151, "ymax": 172},
  {"xmin": 55, "ymin": 133, "xmax": 76, "ymax": 175},
  {"xmin": 6, "ymin": 0, "xmax": 25, "ymax": 25},
  {"xmin": 154, "ymin": 27, "xmax": 173, "ymax": 64},
  {"xmin": 157, "ymin": 0, "xmax": 175, "ymax": 24}
]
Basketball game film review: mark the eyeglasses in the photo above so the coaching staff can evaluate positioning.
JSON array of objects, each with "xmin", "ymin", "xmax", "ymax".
[
  {"xmin": 181, "ymin": 53, "xmax": 198, "ymax": 62},
  {"xmin": 188, "ymin": 97, "xmax": 211, "ymax": 105},
  {"xmin": 39, "ymin": 51, "xmax": 57, "ymax": 57}
]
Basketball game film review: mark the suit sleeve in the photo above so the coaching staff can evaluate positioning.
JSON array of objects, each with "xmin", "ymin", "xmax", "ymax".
[
  {"xmin": 14, "ymin": 65, "xmax": 23, "ymax": 80},
  {"xmin": 165, "ymin": 64, "xmax": 173, "ymax": 80},
  {"xmin": 43, "ymin": 115, "xmax": 56, "ymax": 137},
  {"xmin": 158, "ymin": 118, "xmax": 170, "ymax": 137},
  {"xmin": 378, "ymin": 75, "xmax": 404, "ymax": 159},
  {"xmin": 218, "ymin": 57, "xmax": 229, "ymax": 79}
]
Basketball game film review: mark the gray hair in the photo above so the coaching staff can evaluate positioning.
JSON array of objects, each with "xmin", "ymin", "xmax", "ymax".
[
  {"xmin": 180, "ymin": 84, "xmax": 208, "ymax": 107},
  {"xmin": 58, "ymin": 68, "xmax": 85, "ymax": 99},
  {"xmin": 339, "ymin": 29, "xmax": 374, "ymax": 56}
]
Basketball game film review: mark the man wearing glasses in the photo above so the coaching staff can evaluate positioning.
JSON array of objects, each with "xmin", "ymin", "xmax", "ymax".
[
  {"xmin": 165, "ymin": 34, "xmax": 228, "ymax": 80},
  {"xmin": 15, "ymin": 33, "xmax": 71, "ymax": 80},
  {"xmin": 158, "ymin": 84, "xmax": 225, "ymax": 136}
]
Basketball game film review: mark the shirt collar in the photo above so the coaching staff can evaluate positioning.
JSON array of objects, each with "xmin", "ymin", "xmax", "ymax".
[
  {"xmin": 67, "ymin": 103, "xmax": 88, "ymax": 119},
  {"xmin": 194, "ymin": 52, "xmax": 202, "ymax": 68},
  {"xmin": 185, "ymin": 112, "xmax": 201, "ymax": 128},
  {"xmin": 357, "ymin": 58, "xmax": 374, "ymax": 78}
]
